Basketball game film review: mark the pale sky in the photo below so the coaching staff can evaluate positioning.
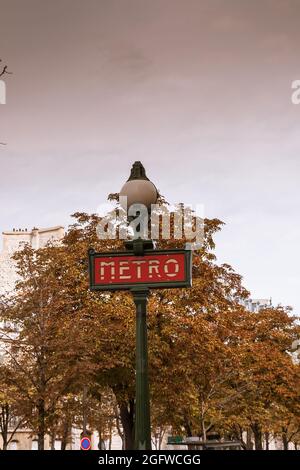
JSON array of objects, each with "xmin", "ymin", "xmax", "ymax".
[{"xmin": 0, "ymin": 0, "xmax": 300, "ymax": 313}]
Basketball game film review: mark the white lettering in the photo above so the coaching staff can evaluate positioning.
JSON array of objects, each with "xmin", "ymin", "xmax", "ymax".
[
  {"xmin": 164, "ymin": 258, "xmax": 180, "ymax": 277},
  {"xmin": 119, "ymin": 261, "xmax": 131, "ymax": 280},
  {"xmin": 100, "ymin": 261, "xmax": 115, "ymax": 280},
  {"xmin": 131, "ymin": 260, "xmax": 146, "ymax": 279},
  {"xmin": 291, "ymin": 80, "xmax": 300, "ymax": 104},
  {"xmin": 148, "ymin": 260, "xmax": 161, "ymax": 278}
]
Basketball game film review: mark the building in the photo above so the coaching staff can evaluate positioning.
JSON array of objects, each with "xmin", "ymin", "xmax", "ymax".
[
  {"xmin": 243, "ymin": 298, "xmax": 272, "ymax": 313},
  {"xmin": 0, "ymin": 226, "xmax": 64, "ymax": 297}
]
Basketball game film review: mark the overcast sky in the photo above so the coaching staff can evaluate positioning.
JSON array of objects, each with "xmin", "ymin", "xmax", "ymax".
[{"xmin": 0, "ymin": 0, "xmax": 300, "ymax": 313}]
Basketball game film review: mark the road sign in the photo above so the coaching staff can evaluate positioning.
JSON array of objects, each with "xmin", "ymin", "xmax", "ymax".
[
  {"xmin": 168, "ymin": 436, "xmax": 183, "ymax": 444},
  {"xmin": 88, "ymin": 240, "xmax": 193, "ymax": 451},
  {"xmin": 80, "ymin": 437, "xmax": 91, "ymax": 450},
  {"xmin": 88, "ymin": 248, "xmax": 192, "ymax": 291}
]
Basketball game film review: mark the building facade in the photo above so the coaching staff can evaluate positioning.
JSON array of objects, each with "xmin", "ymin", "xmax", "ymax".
[{"xmin": 0, "ymin": 226, "xmax": 64, "ymax": 297}]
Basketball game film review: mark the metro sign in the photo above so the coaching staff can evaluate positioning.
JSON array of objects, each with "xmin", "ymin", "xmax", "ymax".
[{"xmin": 88, "ymin": 248, "xmax": 192, "ymax": 291}]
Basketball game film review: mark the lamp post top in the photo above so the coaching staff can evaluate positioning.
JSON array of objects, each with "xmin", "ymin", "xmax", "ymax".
[
  {"xmin": 120, "ymin": 161, "xmax": 158, "ymax": 211},
  {"xmin": 127, "ymin": 161, "xmax": 150, "ymax": 182}
]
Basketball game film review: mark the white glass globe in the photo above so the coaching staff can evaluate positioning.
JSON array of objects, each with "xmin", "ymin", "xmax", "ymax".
[{"xmin": 120, "ymin": 179, "xmax": 158, "ymax": 210}]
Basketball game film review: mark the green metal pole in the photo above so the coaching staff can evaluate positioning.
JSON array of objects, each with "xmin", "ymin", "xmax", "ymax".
[{"xmin": 132, "ymin": 287, "xmax": 151, "ymax": 450}]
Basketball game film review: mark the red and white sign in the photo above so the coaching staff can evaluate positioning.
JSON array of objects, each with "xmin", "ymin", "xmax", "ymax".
[
  {"xmin": 89, "ymin": 249, "xmax": 192, "ymax": 291},
  {"xmin": 80, "ymin": 437, "xmax": 91, "ymax": 450}
]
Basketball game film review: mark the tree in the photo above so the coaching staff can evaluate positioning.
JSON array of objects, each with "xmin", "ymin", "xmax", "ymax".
[
  {"xmin": 0, "ymin": 244, "xmax": 88, "ymax": 449},
  {"xmin": 1, "ymin": 203, "xmax": 299, "ymax": 451},
  {"xmin": 223, "ymin": 307, "xmax": 300, "ymax": 449},
  {"xmin": 0, "ymin": 370, "xmax": 25, "ymax": 450},
  {"xmin": 59, "ymin": 210, "xmax": 249, "ymax": 447}
]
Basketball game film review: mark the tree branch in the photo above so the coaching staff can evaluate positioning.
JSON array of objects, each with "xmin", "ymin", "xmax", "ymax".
[{"xmin": 0, "ymin": 60, "xmax": 12, "ymax": 78}]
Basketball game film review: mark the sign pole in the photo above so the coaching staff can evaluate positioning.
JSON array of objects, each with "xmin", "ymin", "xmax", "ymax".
[
  {"xmin": 132, "ymin": 287, "xmax": 151, "ymax": 450},
  {"xmin": 88, "ymin": 240, "xmax": 192, "ymax": 451}
]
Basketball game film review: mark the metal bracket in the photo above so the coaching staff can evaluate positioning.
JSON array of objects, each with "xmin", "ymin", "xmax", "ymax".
[{"xmin": 124, "ymin": 238, "xmax": 154, "ymax": 255}]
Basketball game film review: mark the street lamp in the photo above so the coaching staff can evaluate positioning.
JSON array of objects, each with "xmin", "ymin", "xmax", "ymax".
[
  {"xmin": 121, "ymin": 161, "xmax": 158, "ymax": 450},
  {"xmin": 120, "ymin": 161, "xmax": 158, "ymax": 211},
  {"xmin": 88, "ymin": 161, "xmax": 192, "ymax": 449}
]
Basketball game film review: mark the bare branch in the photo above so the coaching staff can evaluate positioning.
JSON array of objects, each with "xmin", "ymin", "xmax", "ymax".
[{"xmin": 0, "ymin": 60, "xmax": 12, "ymax": 78}]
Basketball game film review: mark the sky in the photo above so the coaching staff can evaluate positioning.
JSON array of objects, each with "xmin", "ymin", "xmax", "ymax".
[{"xmin": 0, "ymin": 0, "xmax": 300, "ymax": 313}]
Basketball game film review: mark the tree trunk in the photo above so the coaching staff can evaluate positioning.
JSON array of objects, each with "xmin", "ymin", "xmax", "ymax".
[
  {"xmin": 246, "ymin": 428, "xmax": 253, "ymax": 450},
  {"xmin": 119, "ymin": 400, "xmax": 135, "ymax": 450},
  {"xmin": 159, "ymin": 429, "xmax": 165, "ymax": 450},
  {"xmin": 61, "ymin": 435, "xmax": 67, "ymax": 450},
  {"xmin": 50, "ymin": 430, "xmax": 56, "ymax": 450},
  {"xmin": 115, "ymin": 413, "xmax": 125, "ymax": 450},
  {"xmin": 98, "ymin": 427, "xmax": 102, "ymax": 449},
  {"xmin": 0, "ymin": 403, "xmax": 9, "ymax": 450},
  {"xmin": 183, "ymin": 420, "xmax": 193, "ymax": 437},
  {"xmin": 282, "ymin": 432, "xmax": 289, "ymax": 451},
  {"xmin": 1, "ymin": 403, "xmax": 23, "ymax": 451},
  {"xmin": 108, "ymin": 421, "xmax": 112, "ymax": 450},
  {"xmin": 200, "ymin": 400, "xmax": 206, "ymax": 441},
  {"xmin": 61, "ymin": 420, "xmax": 71, "ymax": 450},
  {"xmin": 37, "ymin": 398, "xmax": 45, "ymax": 450},
  {"xmin": 97, "ymin": 427, "xmax": 106, "ymax": 450},
  {"xmin": 251, "ymin": 422, "xmax": 263, "ymax": 450},
  {"xmin": 184, "ymin": 418, "xmax": 195, "ymax": 451},
  {"xmin": 2, "ymin": 438, "xmax": 8, "ymax": 451},
  {"xmin": 265, "ymin": 432, "xmax": 269, "ymax": 450},
  {"xmin": 201, "ymin": 419, "xmax": 207, "ymax": 441}
]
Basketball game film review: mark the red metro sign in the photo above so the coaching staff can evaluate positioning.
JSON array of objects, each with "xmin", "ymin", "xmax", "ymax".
[{"xmin": 88, "ymin": 249, "xmax": 192, "ymax": 291}]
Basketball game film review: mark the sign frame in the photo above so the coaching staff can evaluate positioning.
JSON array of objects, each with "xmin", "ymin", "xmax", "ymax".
[{"xmin": 88, "ymin": 248, "xmax": 192, "ymax": 291}]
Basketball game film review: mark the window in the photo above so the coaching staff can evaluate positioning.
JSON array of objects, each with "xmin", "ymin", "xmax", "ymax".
[
  {"xmin": 31, "ymin": 440, "xmax": 38, "ymax": 450},
  {"xmin": 54, "ymin": 440, "xmax": 62, "ymax": 450},
  {"xmin": 8, "ymin": 440, "xmax": 18, "ymax": 450}
]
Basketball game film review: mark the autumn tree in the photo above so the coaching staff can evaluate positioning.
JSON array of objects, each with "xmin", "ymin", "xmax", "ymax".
[
  {"xmin": 0, "ymin": 244, "xmax": 89, "ymax": 449},
  {"xmin": 1, "ymin": 202, "xmax": 299, "ymax": 452},
  {"xmin": 221, "ymin": 306, "xmax": 300, "ymax": 449},
  {"xmin": 61, "ymin": 212, "xmax": 137, "ymax": 449},
  {"xmin": 57, "ymin": 209, "xmax": 251, "ymax": 448},
  {"xmin": 41, "ymin": 208, "xmax": 300, "ymax": 450}
]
